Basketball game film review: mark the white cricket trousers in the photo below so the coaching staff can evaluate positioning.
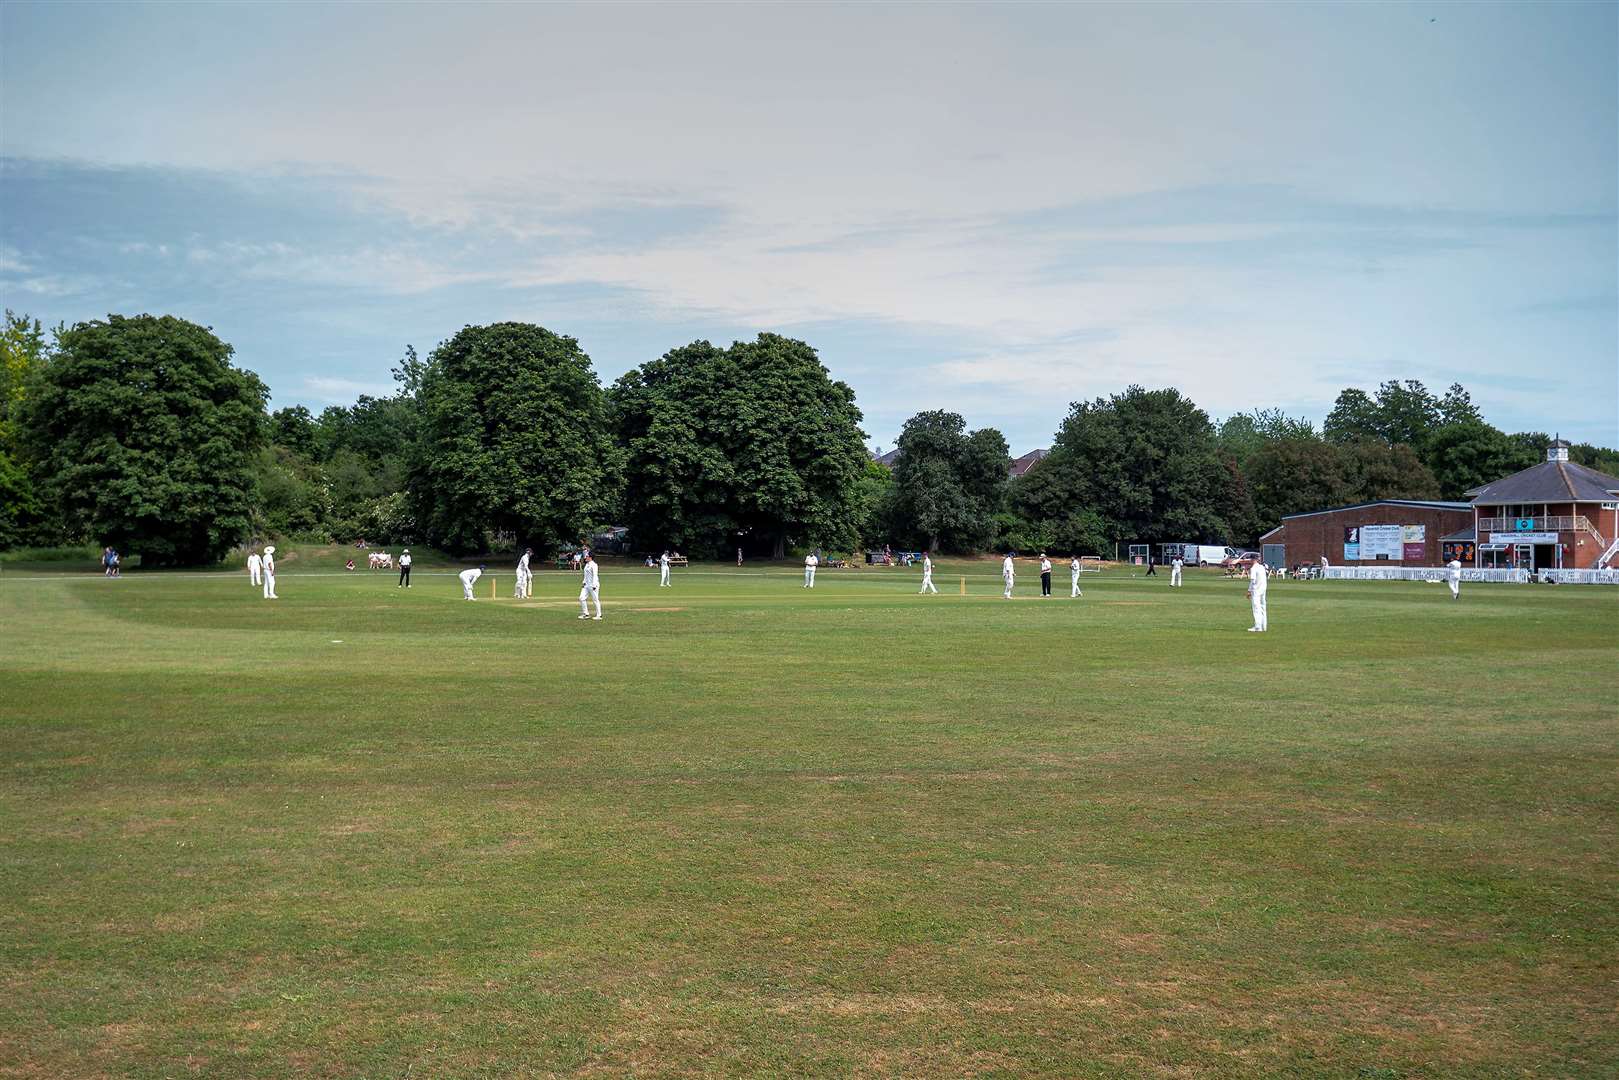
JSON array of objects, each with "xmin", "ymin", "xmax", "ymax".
[
  {"xmin": 804, "ymin": 567, "xmax": 816, "ymax": 588},
  {"xmin": 463, "ymin": 580, "xmax": 476, "ymax": 600},
  {"xmin": 579, "ymin": 584, "xmax": 601, "ymax": 617},
  {"xmin": 660, "ymin": 565, "xmax": 671, "ymax": 586},
  {"xmin": 262, "ymin": 573, "xmax": 276, "ymax": 599},
  {"xmin": 249, "ymin": 565, "xmax": 262, "ymax": 586},
  {"xmin": 920, "ymin": 571, "xmax": 937, "ymax": 593},
  {"xmin": 1003, "ymin": 575, "xmax": 1014, "ymax": 598},
  {"xmin": 1449, "ymin": 578, "xmax": 1460, "ymax": 599},
  {"xmin": 1250, "ymin": 592, "xmax": 1267, "ymax": 631},
  {"xmin": 1071, "ymin": 572, "xmax": 1081, "ymax": 597},
  {"xmin": 1170, "ymin": 566, "xmax": 1182, "ymax": 587}
]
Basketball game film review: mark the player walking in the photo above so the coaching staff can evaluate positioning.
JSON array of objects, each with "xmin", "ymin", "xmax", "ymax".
[
  {"xmin": 459, "ymin": 565, "xmax": 483, "ymax": 600},
  {"xmin": 659, "ymin": 550, "xmax": 672, "ymax": 587},
  {"xmin": 1447, "ymin": 557, "xmax": 1462, "ymax": 600},
  {"xmin": 919, "ymin": 553, "xmax": 938, "ymax": 594},
  {"xmin": 1002, "ymin": 552, "xmax": 1015, "ymax": 598},
  {"xmin": 1246, "ymin": 558, "xmax": 1268, "ymax": 632},
  {"xmin": 1070, "ymin": 555, "xmax": 1083, "ymax": 597},
  {"xmin": 804, "ymin": 550, "xmax": 818, "ymax": 588},
  {"xmin": 578, "ymin": 553, "xmax": 602, "ymax": 619},
  {"xmin": 261, "ymin": 546, "xmax": 278, "ymax": 600}
]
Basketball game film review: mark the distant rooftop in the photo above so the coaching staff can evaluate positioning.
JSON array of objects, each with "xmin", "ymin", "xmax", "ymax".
[{"xmin": 1009, "ymin": 449, "xmax": 1048, "ymax": 478}]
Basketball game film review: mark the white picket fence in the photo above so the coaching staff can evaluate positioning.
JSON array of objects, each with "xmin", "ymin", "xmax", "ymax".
[{"xmin": 1323, "ymin": 566, "xmax": 1618, "ymax": 585}]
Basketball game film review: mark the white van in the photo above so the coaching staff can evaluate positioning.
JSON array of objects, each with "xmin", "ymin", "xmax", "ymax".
[{"xmin": 1188, "ymin": 545, "xmax": 1237, "ymax": 566}]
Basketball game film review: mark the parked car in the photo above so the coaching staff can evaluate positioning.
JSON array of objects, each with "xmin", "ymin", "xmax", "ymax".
[
  {"xmin": 1188, "ymin": 544, "xmax": 1237, "ymax": 566},
  {"xmin": 1222, "ymin": 551, "xmax": 1263, "ymax": 571}
]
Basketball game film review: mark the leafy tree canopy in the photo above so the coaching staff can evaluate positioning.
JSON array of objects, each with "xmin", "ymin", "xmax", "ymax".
[
  {"xmin": 889, "ymin": 410, "xmax": 1008, "ymax": 553},
  {"xmin": 16, "ymin": 314, "xmax": 267, "ymax": 565}
]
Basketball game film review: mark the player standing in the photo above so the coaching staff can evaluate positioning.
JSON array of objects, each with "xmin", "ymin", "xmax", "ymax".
[
  {"xmin": 459, "ymin": 564, "xmax": 483, "ymax": 601},
  {"xmin": 804, "ymin": 550, "xmax": 818, "ymax": 588},
  {"xmin": 247, "ymin": 549, "xmax": 263, "ymax": 588},
  {"xmin": 1170, "ymin": 555, "xmax": 1183, "ymax": 587},
  {"xmin": 261, "ymin": 545, "xmax": 277, "ymax": 600},
  {"xmin": 1070, "ymin": 555, "xmax": 1083, "ymax": 597},
  {"xmin": 398, "ymin": 549, "xmax": 412, "ymax": 588},
  {"xmin": 1246, "ymin": 558, "xmax": 1268, "ymax": 632},
  {"xmin": 919, "ymin": 553, "xmax": 938, "ymax": 594},
  {"xmin": 1002, "ymin": 552, "xmax": 1015, "ymax": 598},
  {"xmin": 1039, "ymin": 554, "xmax": 1052, "ymax": 596},
  {"xmin": 514, "ymin": 548, "xmax": 532, "ymax": 598},
  {"xmin": 579, "ymin": 553, "xmax": 602, "ymax": 619},
  {"xmin": 660, "ymin": 550, "xmax": 672, "ymax": 587},
  {"xmin": 1447, "ymin": 557, "xmax": 1462, "ymax": 600}
]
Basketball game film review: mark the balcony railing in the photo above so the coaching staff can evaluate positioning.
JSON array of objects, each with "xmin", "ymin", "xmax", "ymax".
[{"xmin": 1478, "ymin": 516, "xmax": 1606, "ymax": 546}]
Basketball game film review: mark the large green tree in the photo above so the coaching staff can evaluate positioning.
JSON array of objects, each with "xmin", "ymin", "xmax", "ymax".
[
  {"xmin": 17, "ymin": 314, "xmax": 267, "ymax": 564},
  {"xmin": 409, "ymin": 322, "xmax": 620, "ymax": 554},
  {"xmin": 1427, "ymin": 422, "xmax": 1539, "ymax": 499},
  {"xmin": 1246, "ymin": 437, "xmax": 1359, "ymax": 528},
  {"xmin": 0, "ymin": 311, "xmax": 52, "ymax": 546},
  {"xmin": 610, "ymin": 333, "xmax": 867, "ymax": 556},
  {"xmin": 889, "ymin": 410, "xmax": 1008, "ymax": 552},
  {"xmin": 1015, "ymin": 386, "xmax": 1230, "ymax": 547}
]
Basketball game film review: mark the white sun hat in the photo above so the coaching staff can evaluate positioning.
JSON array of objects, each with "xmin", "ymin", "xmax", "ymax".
[{"xmin": 264, "ymin": 545, "xmax": 276, "ymax": 554}]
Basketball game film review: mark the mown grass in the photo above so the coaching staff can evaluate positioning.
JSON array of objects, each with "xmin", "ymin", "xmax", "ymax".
[{"xmin": 1, "ymin": 560, "xmax": 1615, "ymax": 1077}]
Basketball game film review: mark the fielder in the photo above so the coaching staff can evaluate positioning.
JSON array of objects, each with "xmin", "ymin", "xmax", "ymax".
[
  {"xmin": 261, "ymin": 546, "xmax": 277, "ymax": 600},
  {"xmin": 1002, "ymin": 552, "xmax": 1015, "ymax": 598},
  {"xmin": 804, "ymin": 550, "xmax": 818, "ymax": 588},
  {"xmin": 398, "ymin": 549, "xmax": 412, "ymax": 588},
  {"xmin": 459, "ymin": 565, "xmax": 483, "ymax": 600},
  {"xmin": 919, "ymin": 553, "xmax": 938, "ymax": 593},
  {"xmin": 578, "ymin": 553, "xmax": 602, "ymax": 619},
  {"xmin": 659, "ymin": 550, "xmax": 672, "ymax": 587},
  {"xmin": 1246, "ymin": 558, "xmax": 1268, "ymax": 632},
  {"xmin": 1170, "ymin": 556, "xmax": 1183, "ymax": 587},
  {"xmin": 1447, "ymin": 557, "xmax": 1462, "ymax": 600},
  {"xmin": 247, "ymin": 549, "xmax": 263, "ymax": 587},
  {"xmin": 1070, "ymin": 555, "xmax": 1083, "ymax": 597}
]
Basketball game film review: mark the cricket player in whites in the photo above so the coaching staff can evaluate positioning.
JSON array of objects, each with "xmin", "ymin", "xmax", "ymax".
[
  {"xmin": 659, "ymin": 550, "xmax": 672, "ymax": 587},
  {"xmin": 1246, "ymin": 557, "xmax": 1269, "ymax": 632},
  {"xmin": 514, "ymin": 548, "xmax": 533, "ymax": 598},
  {"xmin": 579, "ymin": 553, "xmax": 602, "ymax": 619},
  {"xmin": 919, "ymin": 553, "xmax": 938, "ymax": 593},
  {"xmin": 459, "ymin": 564, "xmax": 484, "ymax": 600},
  {"xmin": 261, "ymin": 546, "xmax": 278, "ymax": 599},
  {"xmin": 247, "ymin": 548, "xmax": 263, "ymax": 588},
  {"xmin": 804, "ymin": 550, "xmax": 818, "ymax": 588},
  {"xmin": 1170, "ymin": 555, "xmax": 1184, "ymax": 587},
  {"xmin": 1070, "ymin": 555, "xmax": 1083, "ymax": 597},
  {"xmin": 1447, "ymin": 556, "xmax": 1462, "ymax": 600},
  {"xmin": 1002, "ymin": 552, "xmax": 1016, "ymax": 598}
]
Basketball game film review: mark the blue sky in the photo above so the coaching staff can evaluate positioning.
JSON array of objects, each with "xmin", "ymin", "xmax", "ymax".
[{"xmin": 2, "ymin": 1, "xmax": 1614, "ymax": 451}]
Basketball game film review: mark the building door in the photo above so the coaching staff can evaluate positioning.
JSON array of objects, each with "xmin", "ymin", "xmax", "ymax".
[{"xmin": 1534, "ymin": 543, "xmax": 1558, "ymax": 570}]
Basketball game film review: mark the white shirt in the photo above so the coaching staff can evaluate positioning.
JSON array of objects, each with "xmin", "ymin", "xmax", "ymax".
[
  {"xmin": 1040, "ymin": 558, "xmax": 1051, "ymax": 573},
  {"xmin": 660, "ymin": 553, "xmax": 670, "ymax": 567},
  {"xmin": 922, "ymin": 556, "xmax": 932, "ymax": 573},
  {"xmin": 1447, "ymin": 559, "xmax": 1462, "ymax": 579},
  {"xmin": 582, "ymin": 560, "xmax": 599, "ymax": 588},
  {"xmin": 1002, "ymin": 556, "xmax": 1014, "ymax": 577},
  {"xmin": 1248, "ymin": 561, "xmax": 1268, "ymax": 593},
  {"xmin": 1070, "ymin": 558, "xmax": 1080, "ymax": 573},
  {"xmin": 1172, "ymin": 558, "xmax": 1183, "ymax": 569},
  {"xmin": 517, "ymin": 553, "xmax": 530, "ymax": 572},
  {"xmin": 248, "ymin": 553, "xmax": 262, "ymax": 569},
  {"xmin": 806, "ymin": 554, "xmax": 818, "ymax": 567},
  {"xmin": 263, "ymin": 554, "xmax": 275, "ymax": 574},
  {"xmin": 459, "ymin": 568, "xmax": 481, "ymax": 585},
  {"xmin": 400, "ymin": 553, "xmax": 411, "ymax": 567}
]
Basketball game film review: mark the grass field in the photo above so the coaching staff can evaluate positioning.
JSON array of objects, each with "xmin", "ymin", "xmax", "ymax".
[{"xmin": 1, "ymin": 559, "xmax": 1616, "ymax": 1078}]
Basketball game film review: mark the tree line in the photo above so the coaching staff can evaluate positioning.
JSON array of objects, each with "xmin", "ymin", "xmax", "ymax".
[{"xmin": 2, "ymin": 310, "xmax": 1613, "ymax": 564}]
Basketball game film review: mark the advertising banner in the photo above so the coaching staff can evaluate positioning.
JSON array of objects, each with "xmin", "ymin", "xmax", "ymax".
[
  {"xmin": 1489, "ymin": 532, "xmax": 1558, "ymax": 544},
  {"xmin": 1343, "ymin": 527, "xmax": 1360, "ymax": 561},
  {"xmin": 1359, "ymin": 524, "xmax": 1404, "ymax": 560},
  {"xmin": 1402, "ymin": 524, "xmax": 1426, "ymax": 561}
]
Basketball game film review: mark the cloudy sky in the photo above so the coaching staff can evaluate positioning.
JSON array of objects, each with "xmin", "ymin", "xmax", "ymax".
[{"xmin": 2, "ymin": 1, "xmax": 1614, "ymax": 450}]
